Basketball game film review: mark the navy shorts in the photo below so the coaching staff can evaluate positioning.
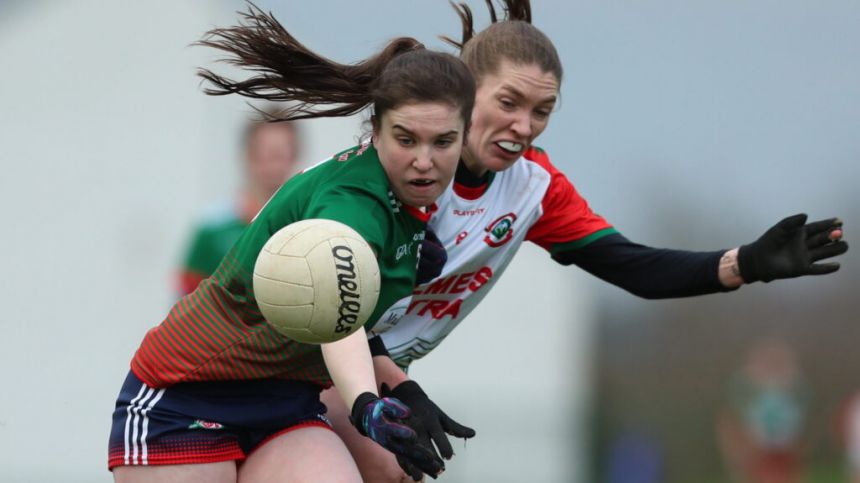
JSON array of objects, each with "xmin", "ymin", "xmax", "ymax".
[{"xmin": 108, "ymin": 371, "xmax": 331, "ymax": 469}]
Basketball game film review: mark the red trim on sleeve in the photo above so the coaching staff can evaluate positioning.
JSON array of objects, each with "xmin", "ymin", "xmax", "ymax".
[
  {"xmin": 452, "ymin": 182, "xmax": 488, "ymax": 200},
  {"xmin": 523, "ymin": 148, "xmax": 613, "ymax": 251}
]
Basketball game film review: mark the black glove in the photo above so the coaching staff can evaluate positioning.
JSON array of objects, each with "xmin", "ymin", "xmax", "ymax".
[
  {"xmin": 738, "ymin": 213, "xmax": 848, "ymax": 283},
  {"xmin": 381, "ymin": 380, "xmax": 476, "ymax": 477},
  {"xmin": 416, "ymin": 227, "xmax": 447, "ymax": 285},
  {"xmin": 350, "ymin": 392, "xmax": 445, "ymax": 481}
]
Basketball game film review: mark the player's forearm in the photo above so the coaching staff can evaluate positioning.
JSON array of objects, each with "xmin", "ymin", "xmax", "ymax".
[
  {"xmin": 554, "ymin": 233, "xmax": 733, "ymax": 299},
  {"xmin": 373, "ymin": 353, "xmax": 410, "ymax": 391},
  {"xmin": 321, "ymin": 327, "xmax": 377, "ymax": 408}
]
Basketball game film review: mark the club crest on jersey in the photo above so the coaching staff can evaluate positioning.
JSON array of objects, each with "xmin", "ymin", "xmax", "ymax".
[
  {"xmin": 189, "ymin": 420, "xmax": 224, "ymax": 430},
  {"xmin": 484, "ymin": 213, "xmax": 517, "ymax": 247}
]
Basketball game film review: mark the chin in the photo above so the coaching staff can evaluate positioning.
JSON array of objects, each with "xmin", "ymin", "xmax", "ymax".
[
  {"xmin": 411, "ymin": 197, "xmax": 435, "ymax": 208},
  {"xmin": 410, "ymin": 193, "xmax": 440, "ymax": 207},
  {"xmin": 488, "ymin": 157, "xmax": 517, "ymax": 173}
]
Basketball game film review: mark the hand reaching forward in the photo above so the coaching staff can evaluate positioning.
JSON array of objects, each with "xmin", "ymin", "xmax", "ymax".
[
  {"xmin": 738, "ymin": 214, "xmax": 848, "ymax": 283},
  {"xmin": 350, "ymin": 392, "xmax": 445, "ymax": 480}
]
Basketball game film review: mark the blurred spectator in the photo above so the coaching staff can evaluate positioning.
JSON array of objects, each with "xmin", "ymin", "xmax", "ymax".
[
  {"xmin": 837, "ymin": 391, "xmax": 860, "ymax": 483},
  {"xmin": 716, "ymin": 338, "xmax": 809, "ymax": 483},
  {"xmin": 179, "ymin": 111, "xmax": 301, "ymax": 295}
]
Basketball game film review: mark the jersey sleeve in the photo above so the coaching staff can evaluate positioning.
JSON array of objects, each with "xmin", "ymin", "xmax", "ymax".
[
  {"xmin": 523, "ymin": 148, "xmax": 617, "ymax": 254},
  {"xmin": 305, "ymin": 186, "xmax": 390, "ymax": 255}
]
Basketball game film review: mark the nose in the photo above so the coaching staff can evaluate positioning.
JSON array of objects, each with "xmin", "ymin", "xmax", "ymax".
[
  {"xmin": 510, "ymin": 111, "xmax": 532, "ymax": 139},
  {"xmin": 413, "ymin": 148, "xmax": 433, "ymax": 172}
]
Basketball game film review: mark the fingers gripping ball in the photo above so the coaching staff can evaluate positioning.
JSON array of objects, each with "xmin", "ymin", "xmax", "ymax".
[{"xmin": 253, "ymin": 219, "xmax": 380, "ymax": 344}]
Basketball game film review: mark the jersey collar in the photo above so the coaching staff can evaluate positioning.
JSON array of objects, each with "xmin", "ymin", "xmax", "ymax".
[
  {"xmin": 403, "ymin": 203, "xmax": 437, "ymax": 222},
  {"xmin": 452, "ymin": 160, "xmax": 495, "ymax": 200},
  {"xmin": 387, "ymin": 189, "xmax": 437, "ymax": 222}
]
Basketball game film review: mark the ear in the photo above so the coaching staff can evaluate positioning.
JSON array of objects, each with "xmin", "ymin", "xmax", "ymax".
[{"xmin": 370, "ymin": 115, "xmax": 380, "ymax": 144}]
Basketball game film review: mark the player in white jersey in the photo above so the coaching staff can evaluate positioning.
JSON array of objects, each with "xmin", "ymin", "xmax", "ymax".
[
  {"xmin": 370, "ymin": 145, "xmax": 613, "ymax": 364},
  {"xmin": 320, "ymin": 1, "xmax": 849, "ymax": 481}
]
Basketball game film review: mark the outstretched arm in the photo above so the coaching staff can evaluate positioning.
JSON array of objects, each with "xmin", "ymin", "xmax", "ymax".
[{"xmin": 553, "ymin": 214, "xmax": 847, "ymax": 298}]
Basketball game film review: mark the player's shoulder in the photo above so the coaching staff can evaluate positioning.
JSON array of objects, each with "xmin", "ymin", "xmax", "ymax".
[
  {"xmin": 493, "ymin": 145, "xmax": 558, "ymax": 185},
  {"xmin": 331, "ymin": 142, "xmax": 379, "ymax": 167},
  {"xmin": 293, "ymin": 144, "xmax": 383, "ymax": 194},
  {"xmin": 516, "ymin": 145, "xmax": 586, "ymax": 204},
  {"xmin": 521, "ymin": 145, "xmax": 559, "ymax": 173},
  {"xmin": 307, "ymin": 143, "xmax": 383, "ymax": 182},
  {"xmin": 304, "ymin": 145, "xmax": 391, "ymax": 210}
]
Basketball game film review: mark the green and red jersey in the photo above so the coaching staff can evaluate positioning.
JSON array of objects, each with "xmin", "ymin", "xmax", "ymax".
[{"xmin": 132, "ymin": 144, "xmax": 430, "ymax": 388}]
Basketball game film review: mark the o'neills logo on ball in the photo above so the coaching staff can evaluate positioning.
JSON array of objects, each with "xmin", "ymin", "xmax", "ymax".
[{"xmin": 332, "ymin": 245, "xmax": 361, "ymax": 333}]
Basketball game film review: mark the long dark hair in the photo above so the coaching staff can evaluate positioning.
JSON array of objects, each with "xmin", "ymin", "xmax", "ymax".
[
  {"xmin": 440, "ymin": 0, "xmax": 562, "ymax": 86},
  {"xmin": 197, "ymin": 4, "xmax": 474, "ymax": 124}
]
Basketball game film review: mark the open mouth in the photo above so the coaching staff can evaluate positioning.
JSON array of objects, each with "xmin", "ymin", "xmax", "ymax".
[
  {"xmin": 409, "ymin": 179, "xmax": 435, "ymax": 187},
  {"xmin": 495, "ymin": 141, "xmax": 524, "ymax": 155}
]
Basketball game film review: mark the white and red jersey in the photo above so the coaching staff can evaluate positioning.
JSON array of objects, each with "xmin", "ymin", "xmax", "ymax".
[{"xmin": 369, "ymin": 147, "xmax": 617, "ymax": 367}]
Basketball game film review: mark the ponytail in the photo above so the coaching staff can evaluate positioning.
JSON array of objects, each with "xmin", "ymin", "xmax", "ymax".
[
  {"xmin": 439, "ymin": 0, "xmax": 561, "ymax": 86},
  {"xmin": 440, "ymin": 0, "xmax": 532, "ymax": 49},
  {"xmin": 196, "ymin": 4, "xmax": 424, "ymax": 120}
]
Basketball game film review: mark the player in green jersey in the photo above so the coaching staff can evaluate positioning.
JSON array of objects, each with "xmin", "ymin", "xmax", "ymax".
[
  {"xmin": 179, "ymin": 112, "xmax": 301, "ymax": 295},
  {"xmin": 108, "ymin": 6, "xmax": 475, "ymax": 483}
]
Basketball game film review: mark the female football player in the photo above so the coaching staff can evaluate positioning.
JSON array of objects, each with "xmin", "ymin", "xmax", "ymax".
[
  {"xmin": 107, "ymin": 6, "xmax": 475, "ymax": 483},
  {"xmin": 319, "ymin": 1, "xmax": 849, "ymax": 482}
]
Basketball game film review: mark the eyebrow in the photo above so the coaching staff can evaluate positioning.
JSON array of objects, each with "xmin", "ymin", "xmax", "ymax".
[
  {"xmin": 392, "ymin": 125, "xmax": 460, "ymax": 137},
  {"xmin": 500, "ymin": 85, "xmax": 557, "ymax": 104}
]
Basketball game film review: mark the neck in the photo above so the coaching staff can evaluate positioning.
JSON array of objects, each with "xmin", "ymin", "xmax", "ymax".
[
  {"xmin": 460, "ymin": 149, "xmax": 489, "ymax": 179},
  {"xmin": 455, "ymin": 158, "xmax": 490, "ymax": 188}
]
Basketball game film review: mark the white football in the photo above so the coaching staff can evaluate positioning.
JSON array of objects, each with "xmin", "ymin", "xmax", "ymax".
[{"xmin": 253, "ymin": 219, "xmax": 380, "ymax": 344}]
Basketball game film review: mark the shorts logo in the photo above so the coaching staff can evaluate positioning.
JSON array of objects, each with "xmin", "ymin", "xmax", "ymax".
[
  {"xmin": 484, "ymin": 213, "xmax": 517, "ymax": 247},
  {"xmin": 455, "ymin": 231, "xmax": 468, "ymax": 245},
  {"xmin": 189, "ymin": 420, "xmax": 224, "ymax": 430}
]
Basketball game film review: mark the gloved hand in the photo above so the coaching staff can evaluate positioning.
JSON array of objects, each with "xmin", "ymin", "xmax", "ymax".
[
  {"xmin": 381, "ymin": 380, "xmax": 476, "ymax": 478},
  {"xmin": 738, "ymin": 213, "xmax": 848, "ymax": 283},
  {"xmin": 350, "ymin": 392, "xmax": 445, "ymax": 481},
  {"xmin": 416, "ymin": 227, "xmax": 447, "ymax": 285}
]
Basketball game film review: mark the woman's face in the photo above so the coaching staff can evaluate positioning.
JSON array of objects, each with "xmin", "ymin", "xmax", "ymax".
[
  {"xmin": 246, "ymin": 123, "xmax": 299, "ymax": 197},
  {"xmin": 464, "ymin": 60, "xmax": 559, "ymax": 175},
  {"xmin": 373, "ymin": 101, "xmax": 466, "ymax": 207}
]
